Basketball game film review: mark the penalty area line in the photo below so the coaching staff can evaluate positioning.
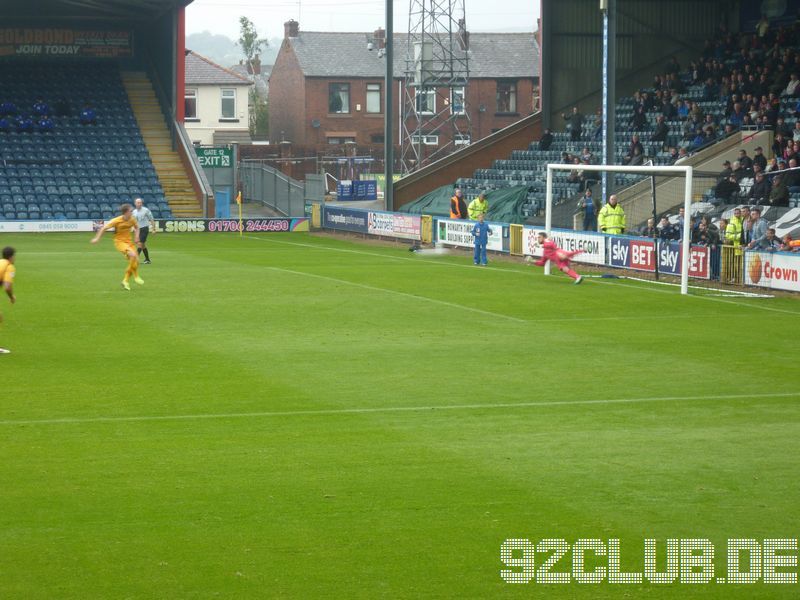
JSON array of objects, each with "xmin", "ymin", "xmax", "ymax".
[{"xmin": 0, "ymin": 392, "xmax": 796, "ymax": 427}]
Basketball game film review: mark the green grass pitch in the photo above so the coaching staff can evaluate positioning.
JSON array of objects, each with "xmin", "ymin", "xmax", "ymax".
[{"xmin": 0, "ymin": 231, "xmax": 798, "ymax": 598}]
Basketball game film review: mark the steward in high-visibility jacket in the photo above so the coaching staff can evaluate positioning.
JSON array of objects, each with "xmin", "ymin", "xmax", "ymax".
[
  {"xmin": 468, "ymin": 193, "xmax": 489, "ymax": 220},
  {"xmin": 450, "ymin": 189, "xmax": 468, "ymax": 219},
  {"xmin": 725, "ymin": 209, "xmax": 744, "ymax": 255},
  {"xmin": 598, "ymin": 195, "xmax": 626, "ymax": 235}
]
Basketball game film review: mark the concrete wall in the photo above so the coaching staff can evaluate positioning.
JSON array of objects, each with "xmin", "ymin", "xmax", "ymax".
[{"xmin": 184, "ymin": 83, "xmax": 250, "ymax": 145}]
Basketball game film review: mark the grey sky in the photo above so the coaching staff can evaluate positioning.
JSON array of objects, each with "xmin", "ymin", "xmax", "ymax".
[{"xmin": 186, "ymin": 0, "xmax": 540, "ymax": 41}]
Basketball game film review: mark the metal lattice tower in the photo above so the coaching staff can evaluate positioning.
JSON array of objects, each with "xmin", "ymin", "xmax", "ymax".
[{"xmin": 400, "ymin": 0, "xmax": 472, "ymax": 173}]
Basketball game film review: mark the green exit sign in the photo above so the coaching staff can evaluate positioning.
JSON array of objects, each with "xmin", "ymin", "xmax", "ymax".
[{"xmin": 195, "ymin": 147, "xmax": 233, "ymax": 168}]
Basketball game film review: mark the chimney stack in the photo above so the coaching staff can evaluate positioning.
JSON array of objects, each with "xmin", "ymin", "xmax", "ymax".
[
  {"xmin": 373, "ymin": 27, "xmax": 386, "ymax": 50},
  {"xmin": 457, "ymin": 18, "xmax": 469, "ymax": 51},
  {"xmin": 284, "ymin": 19, "xmax": 299, "ymax": 39}
]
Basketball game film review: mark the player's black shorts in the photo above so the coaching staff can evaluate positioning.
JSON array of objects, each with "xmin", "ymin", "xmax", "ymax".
[{"xmin": 140, "ymin": 226, "xmax": 149, "ymax": 243}]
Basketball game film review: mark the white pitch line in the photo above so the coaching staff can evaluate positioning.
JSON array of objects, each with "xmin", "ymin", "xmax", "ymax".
[
  {"xmin": 0, "ymin": 391, "xmax": 796, "ymax": 427},
  {"xmin": 244, "ymin": 234, "xmax": 800, "ymax": 316},
  {"xmin": 264, "ymin": 265, "xmax": 527, "ymax": 323}
]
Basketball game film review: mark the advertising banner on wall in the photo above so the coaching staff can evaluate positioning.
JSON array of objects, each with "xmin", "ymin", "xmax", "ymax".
[
  {"xmin": 0, "ymin": 29, "xmax": 134, "ymax": 58},
  {"xmin": 436, "ymin": 218, "xmax": 504, "ymax": 251},
  {"xmin": 521, "ymin": 227, "xmax": 607, "ymax": 265},
  {"xmin": 609, "ymin": 237, "xmax": 711, "ymax": 279},
  {"xmin": 367, "ymin": 211, "xmax": 421, "ymax": 240},
  {"xmin": 323, "ymin": 207, "xmax": 369, "ymax": 234},
  {"xmin": 744, "ymin": 251, "xmax": 800, "ymax": 292},
  {"xmin": 0, "ymin": 220, "xmax": 96, "ymax": 233},
  {"xmin": 151, "ymin": 218, "xmax": 309, "ymax": 233}
]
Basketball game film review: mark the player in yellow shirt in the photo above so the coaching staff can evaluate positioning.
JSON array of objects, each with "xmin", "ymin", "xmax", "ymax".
[
  {"xmin": 91, "ymin": 203, "xmax": 144, "ymax": 290},
  {"xmin": 0, "ymin": 246, "xmax": 17, "ymax": 354}
]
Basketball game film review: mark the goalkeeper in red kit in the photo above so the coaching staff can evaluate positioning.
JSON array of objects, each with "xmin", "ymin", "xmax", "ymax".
[{"xmin": 532, "ymin": 232, "xmax": 583, "ymax": 284}]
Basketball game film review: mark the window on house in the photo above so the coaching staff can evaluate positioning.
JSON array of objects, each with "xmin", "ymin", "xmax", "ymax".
[
  {"xmin": 450, "ymin": 87, "xmax": 465, "ymax": 115},
  {"xmin": 366, "ymin": 83, "xmax": 382, "ymax": 114},
  {"xmin": 327, "ymin": 136, "xmax": 356, "ymax": 145},
  {"xmin": 496, "ymin": 81, "xmax": 517, "ymax": 113},
  {"xmin": 411, "ymin": 134, "xmax": 439, "ymax": 146},
  {"xmin": 454, "ymin": 133, "xmax": 471, "ymax": 146},
  {"xmin": 329, "ymin": 83, "xmax": 350, "ymax": 113},
  {"xmin": 370, "ymin": 133, "xmax": 385, "ymax": 144},
  {"xmin": 221, "ymin": 88, "xmax": 236, "ymax": 119},
  {"xmin": 185, "ymin": 88, "xmax": 198, "ymax": 120},
  {"xmin": 415, "ymin": 87, "xmax": 436, "ymax": 114}
]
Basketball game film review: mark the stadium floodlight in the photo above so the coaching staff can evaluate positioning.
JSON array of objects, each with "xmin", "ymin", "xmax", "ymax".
[{"xmin": 545, "ymin": 163, "xmax": 694, "ymax": 295}]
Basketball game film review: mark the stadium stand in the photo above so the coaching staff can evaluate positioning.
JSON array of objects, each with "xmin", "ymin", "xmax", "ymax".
[
  {"xmin": 454, "ymin": 20, "xmax": 800, "ymax": 219},
  {"xmin": 0, "ymin": 61, "xmax": 172, "ymax": 221}
]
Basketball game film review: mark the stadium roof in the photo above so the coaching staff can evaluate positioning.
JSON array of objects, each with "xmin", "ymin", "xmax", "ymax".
[
  {"xmin": 185, "ymin": 50, "xmax": 252, "ymax": 86},
  {"xmin": 3, "ymin": 0, "xmax": 193, "ymax": 20},
  {"xmin": 288, "ymin": 32, "xmax": 539, "ymax": 79}
]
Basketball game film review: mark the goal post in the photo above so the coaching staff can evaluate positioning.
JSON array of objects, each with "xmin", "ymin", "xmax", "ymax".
[{"xmin": 545, "ymin": 163, "xmax": 695, "ymax": 294}]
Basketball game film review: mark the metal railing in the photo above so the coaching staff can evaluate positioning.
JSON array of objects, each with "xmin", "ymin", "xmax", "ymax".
[{"xmin": 239, "ymin": 161, "xmax": 310, "ymax": 217}]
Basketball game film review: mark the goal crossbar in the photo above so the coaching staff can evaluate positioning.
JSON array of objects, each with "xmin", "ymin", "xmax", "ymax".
[{"xmin": 545, "ymin": 163, "xmax": 693, "ymax": 295}]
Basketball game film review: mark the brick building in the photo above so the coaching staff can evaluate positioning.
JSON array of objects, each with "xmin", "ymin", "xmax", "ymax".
[{"xmin": 269, "ymin": 20, "xmax": 539, "ymax": 155}]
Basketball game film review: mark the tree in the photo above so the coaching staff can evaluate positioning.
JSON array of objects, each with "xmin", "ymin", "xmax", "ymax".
[{"xmin": 237, "ymin": 16, "xmax": 267, "ymax": 74}]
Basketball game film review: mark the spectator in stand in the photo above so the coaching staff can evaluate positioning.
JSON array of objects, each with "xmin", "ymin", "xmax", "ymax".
[
  {"xmin": 753, "ymin": 146, "xmax": 768, "ymax": 172},
  {"xmin": 692, "ymin": 218, "xmax": 720, "ymax": 247},
  {"xmin": 640, "ymin": 217, "xmax": 657, "ymax": 237},
  {"xmin": 580, "ymin": 147, "xmax": 594, "ymax": 164},
  {"xmin": 785, "ymin": 158, "xmax": 800, "ymax": 192},
  {"xmin": 719, "ymin": 159, "xmax": 733, "ymax": 180},
  {"xmin": 691, "ymin": 128, "xmax": 706, "ymax": 149},
  {"xmin": 667, "ymin": 72, "xmax": 685, "ymax": 94},
  {"xmin": 591, "ymin": 107, "xmax": 603, "ymax": 141},
  {"xmin": 783, "ymin": 73, "xmax": 800, "ymax": 96},
  {"xmin": 562, "ymin": 106, "xmax": 583, "ymax": 141},
  {"xmin": 630, "ymin": 105, "xmax": 648, "ymax": 131},
  {"xmin": 661, "ymin": 96, "xmax": 677, "ymax": 119},
  {"xmin": 668, "ymin": 146, "xmax": 680, "ymax": 164},
  {"xmin": 728, "ymin": 102, "xmax": 746, "ymax": 127},
  {"xmin": 715, "ymin": 174, "xmax": 741, "ymax": 202},
  {"xmin": 657, "ymin": 215, "xmax": 679, "ymax": 241},
  {"xmin": 757, "ymin": 14, "xmax": 770, "ymax": 39},
  {"xmin": 749, "ymin": 171, "xmax": 771, "ymax": 204},
  {"xmin": 746, "ymin": 207, "xmax": 768, "ymax": 247},
  {"xmin": 740, "ymin": 206, "xmax": 753, "ymax": 245},
  {"xmin": 577, "ymin": 188, "xmax": 597, "ymax": 231},
  {"xmin": 0, "ymin": 116, "xmax": 9, "ymax": 133},
  {"xmin": 765, "ymin": 157, "xmax": 780, "ymax": 173},
  {"xmin": 538, "ymin": 128, "xmax": 553, "ymax": 151},
  {"xmin": 675, "ymin": 147, "xmax": 690, "ymax": 164},
  {"xmin": 775, "ymin": 116, "xmax": 792, "ymax": 138},
  {"xmin": 767, "ymin": 174, "xmax": 790, "ymax": 206},
  {"xmin": 627, "ymin": 146, "xmax": 644, "ymax": 166},
  {"xmin": 652, "ymin": 115, "xmax": 669, "ymax": 144},
  {"xmin": 750, "ymin": 227, "xmax": 783, "ymax": 251},
  {"xmin": 598, "ymin": 194, "xmax": 626, "ymax": 235},
  {"xmin": 54, "ymin": 97, "xmax": 71, "ymax": 117},
  {"xmin": 567, "ymin": 157, "xmax": 583, "ymax": 184},
  {"xmin": 37, "ymin": 114, "xmax": 54, "ymax": 133},
  {"xmin": 781, "ymin": 234, "xmax": 800, "ymax": 251},
  {"xmin": 79, "ymin": 103, "xmax": 97, "ymax": 125},
  {"xmin": 15, "ymin": 115, "xmax": 33, "ymax": 133},
  {"xmin": 678, "ymin": 99, "xmax": 691, "ymax": 119},
  {"xmin": 773, "ymin": 132, "xmax": 787, "ymax": 157},
  {"xmin": 624, "ymin": 135, "xmax": 643, "ymax": 163},
  {"xmin": 32, "ymin": 98, "xmax": 50, "ymax": 117},
  {"xmin": 665, "ymin": 55, "xmax": 681, "ymax": 75},
  {"xmin": 732, "ymin": 159, "xmax": 750, "ymax": 180},
  {"xmin": 0, "ymin": 101, "xmax": 17, "ymax": 116}
]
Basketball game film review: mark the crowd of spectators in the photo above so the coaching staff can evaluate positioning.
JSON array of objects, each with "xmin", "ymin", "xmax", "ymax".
[{"xmin": 0, "ymin": 98, "xmax": 96, "ymax": 134}]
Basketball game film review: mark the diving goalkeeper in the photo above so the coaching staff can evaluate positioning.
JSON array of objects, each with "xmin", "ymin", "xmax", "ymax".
[{"xmin": 532, "ymin": 232, "xmax": 583, "ymax": 285}]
